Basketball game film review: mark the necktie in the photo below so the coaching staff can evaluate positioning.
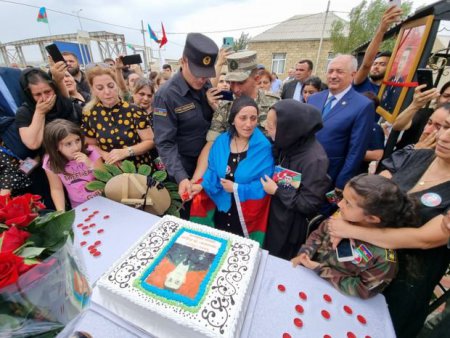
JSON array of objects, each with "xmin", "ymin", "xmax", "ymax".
[{"xmin": 322, "ymin": 96, "xmax": 336, "ymax": 119}]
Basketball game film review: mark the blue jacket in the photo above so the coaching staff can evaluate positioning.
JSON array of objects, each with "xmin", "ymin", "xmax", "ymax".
[{"xmin": 308, "ymin": 88, "xmax": 374, "ymax": 189}]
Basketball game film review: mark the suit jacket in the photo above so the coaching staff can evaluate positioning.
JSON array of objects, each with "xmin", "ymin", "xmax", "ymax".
[
  {"xmin": 308, "ymin": 88, "xmax": 374, "ymax": 189},
  {"xmin": 0, "ymin": 67, "xmax": 23, "ymax": 117},
  {"xmin": 281, "ymin": 80, "xmax": 303, "ymax": 101}
]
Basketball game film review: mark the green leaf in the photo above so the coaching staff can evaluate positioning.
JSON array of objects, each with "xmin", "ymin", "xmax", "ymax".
[
  {"xmin": 165, "ymin": 205, "xmax": 180, "ymax": 217},
  {"xmin": 24, "ymin": 257, "xmax": 40, "ymax": 265},
  {"xmin": 137, "ymin": 164, "xmax": 152, "ymax": 176},
  {"xmin": 93, "ymin": 169, "xmax": 113, "ymax": 182},
  {"xmin": 103, "ymin": 163, "xmax": 123, "ymax": 176},
  {"xmin": 171, "ymin": 199, "xmax": 183, "ymax": 208},
  {"xmin": 163, "ymin": 181, "xmax": 178, "ymax": 191},
  {"xmin": 152, "ymin": 170, "xmax": 167, "ymax": 182},
  {"xmin": 18, "ymin": 246, "xmax": 46, "ymax": 258},
  {"xmin": 121, "ymin": 160, "xmax": 136, "ymax": 173},
  {"xmin": 0, "ymin": 223, "xmax": 8, "ymax": 230},
  {"xmin": 0, "ymin": 314, "xmax": 21, "ymax": 330},
  {"xmin": 86, "ymin": 181, "xmax": 106, "ymax": 191},
  {"xmin": 169, "ymin": 190, "xmax": 181, "ymax": 200}
]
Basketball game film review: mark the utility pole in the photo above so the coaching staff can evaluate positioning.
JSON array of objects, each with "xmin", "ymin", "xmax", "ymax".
[
  {"xmin": 141, "ymin": 20, "xmax": 149, "ymax": 74},
  {"xmin": 316, "ymin": 0, "xmax": 330, "ymax": 74}
]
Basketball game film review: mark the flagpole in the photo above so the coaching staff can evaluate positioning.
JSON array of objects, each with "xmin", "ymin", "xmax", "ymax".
[
  {"xmin": 140, "ymin": 20, "xmax": 149, "ymax": 75},
  {"xmin": 47, "ymin": 11, "xmax": 52, "ymax": 36}
]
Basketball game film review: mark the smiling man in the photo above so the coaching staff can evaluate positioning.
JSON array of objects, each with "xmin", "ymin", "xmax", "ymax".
[{"xmin": 308, "ymin": 54, "xmax": 375, "ymax": 190}]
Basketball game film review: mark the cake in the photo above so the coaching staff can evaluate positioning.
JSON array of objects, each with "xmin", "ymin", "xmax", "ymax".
[{"xmin": 94, "ymin": 215, "xmax": 261, "ymax": 338}]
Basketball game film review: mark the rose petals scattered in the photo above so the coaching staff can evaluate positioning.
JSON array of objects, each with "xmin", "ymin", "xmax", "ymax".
[
  {"xmin": 95, "ymin": 240, "xmax": 101, "ymax": 246},
  {"xmin": 80, "ymin": 241, "xmax": 87, "ymax": 246},
  {"xmin": 347, "ymin": 332, "xmax": 356, "ymax": 338},
  {"xmin": 277, "ymin": 284, "xmax": 286, "ymax": 292},
  {"xmin": 324, "ymin": 335, "xmax": 332, "ymax": 338},
  {"xmin": 82, "ymin": 208, "xmax": 88, "ymax": 212},
  {"xmin": 323, "ymin": 294, "xmax": 332, "ymax": 303},
  {"xmin": 89, "ymin": 223, "xmax": 96, "ymax": 228},
  {"xmin": 321, "ymin": 310, "xmax": 330, "ymax": 320},
  {"xmin": 357, "ymin": 314, "xmax": 367, "ymax": 325},
  {"xmin": 88, "ymin": 245, "xmax": 95, "ymax": 250},
  {"xmin": 93, "ymin": 210, "xmax": 99, "ymax": 214},
  {"xmin": 295, "ymin": 304, "xmax": 304, "ymax": 314},
  {"xmin": 343, "ymin": 305, "xmax": 353, "ymax": 315},
  {"xmin": 299, "ymin": 291, "xmax": 307, "ymax": 301},
  {"xmin": 365, "ymin": 336, "xmax": 372, "ymax": 338},
  {"xmin": 83, "ymin": 230, "xmax": 90, "ymax": 235},
  {"xmin": 282, "ymin": 333, "xmax": 291, "ymax": 338},
  {"xmin": 84, "ymin": 218, "xmax": 91, "ymax": 222},
  {"xmin": 82, "ymin": 226, "xmax": 89, "ymax": 230},
  {"xmin": 93, "ymin": 251, "xmax": 101, "ymax": 257},
  {"xmin": 293, "ymin": 318, "xmax": 303, "ymax": 328},
  {"xmin": 97, "ymin": 229, "xmax": 104, "ymax": 234},
  {"xmin": 103, "ymin": 215, "xmax": 110, "ymax": 219},
  {"xmin": 77, "ymin": 223, "xmax": 83, "ymax": 228}
]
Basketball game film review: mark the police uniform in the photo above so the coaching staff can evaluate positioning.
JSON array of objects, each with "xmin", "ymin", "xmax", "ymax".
[
  {"xmin": 153, "ymin": 33, "xmax": 218, "ymax": 184},
  {"xmin": 205, "ymin": 51, "xmax": 279, "ymax": 142}
]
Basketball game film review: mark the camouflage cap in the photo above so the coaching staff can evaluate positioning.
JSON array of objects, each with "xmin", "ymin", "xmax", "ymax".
[{"xmin": 225, "ymin": 51, "xmax": 257, "ymax": 82}]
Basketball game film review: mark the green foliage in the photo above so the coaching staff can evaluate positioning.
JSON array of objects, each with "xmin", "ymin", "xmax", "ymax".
[
  {"xmin": 137, "ymin": 164, "xmax": 152, "ymax": 176},
  {"xmin": 103, "ymin": 163, "xmax": 123, "ymax": 176},
  {"xmin": 233, "ymin": 32, "xmax": 251, "ymax": 52},
  {"xmin": 152, "ymin": 170, "xmax": 167, "ymax": 182},
  {"xmin": 85, "ymin": 181, "xmax": 106, "ymax": 191},
  {"xmin": 169, "ymin": 190, "xmax": 181, "ymax": 201},
  {"xmin": 330, "ymin": 0, "xmax": 412, "ymax": 54},
  {"xmin": 120, "ymin": 160, "xmax": 136, "ymax": 173},
  {"xmin": 93, "ymin": 169, "xmax": 113, "ymax": 183},
  {"xmin": 165, "ymin": 204, "xmax": 180, "ymax": 218}
]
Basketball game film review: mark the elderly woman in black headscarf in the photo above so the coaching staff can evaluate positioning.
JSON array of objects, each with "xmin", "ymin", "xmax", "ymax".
[{"xmin": 261, "ymin": 99, "xmax": 331, "ymax": 260}]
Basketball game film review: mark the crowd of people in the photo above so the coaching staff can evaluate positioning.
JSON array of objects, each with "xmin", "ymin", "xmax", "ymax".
[{"xmin": 1, "ymin": 4, "xmax": 450, "ymax": 337}]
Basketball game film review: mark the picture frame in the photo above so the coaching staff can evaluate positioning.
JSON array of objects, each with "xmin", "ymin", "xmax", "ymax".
[{"xmin": 377, "ymin": 15, "xmax": 434, "ymax": 123}]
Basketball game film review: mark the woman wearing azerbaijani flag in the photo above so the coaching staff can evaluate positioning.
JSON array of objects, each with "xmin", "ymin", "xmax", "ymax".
[{"xmin": 191, "ymin": 96, "xmax": 274, "ymax": 245}]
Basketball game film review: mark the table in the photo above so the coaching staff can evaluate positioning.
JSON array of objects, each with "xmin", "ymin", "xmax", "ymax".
[{"xmin": 59, "ymin": 197, "xmax": 396, "ymax": 338}]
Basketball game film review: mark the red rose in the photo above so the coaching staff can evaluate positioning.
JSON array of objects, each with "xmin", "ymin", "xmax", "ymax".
[
  {"xmin": 0, "ymin": 226, "xmax": 30, "ymax": 253},
  {"xmin": 0, "ymin": 194, "xmax": 10, "ymax": 209},
  {"xmin": 0, "ymin": 252, "xmax": 24, "ymax": 288},
  {"xmin": 0, "ymin": 195, "xmax": 38, "ymax": 227},
  {"xmin": 5, "ymin": 213, "xmax": 38, "ymax": 228}
]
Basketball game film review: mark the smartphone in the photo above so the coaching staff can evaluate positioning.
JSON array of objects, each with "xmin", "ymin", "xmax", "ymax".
[
  {"xmin": 219, "ymin": 90, "xmax": 234, "ymax": 101},
  {"xmin": 336, "ymin": 239, "xmax": 355, "ymax": 262},
  {"xmin": 416, "ymin": 68, "xmax": 433, "ymax": 91},
  {"xmin": 388, "ymin": 0, "xmax": 401, "ymax": 7},
  {"xmin": 121, "ymin": 54, "xmax": 142, "ymax": 65},
  {"xmin": 19, "ymin": 157, "xmax": 39, "ymax": 175},
  {"xmin": 45, "ymin": 44, "xmax": 66, "ymax": 64}
]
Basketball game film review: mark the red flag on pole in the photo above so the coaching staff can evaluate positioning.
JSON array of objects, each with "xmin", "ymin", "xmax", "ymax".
[{"xmin": 159, "ymin": 23, "xmax": 168, "ymax": 48}]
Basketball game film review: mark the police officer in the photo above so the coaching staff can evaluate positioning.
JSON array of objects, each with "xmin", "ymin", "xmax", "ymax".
[
  {"xmin": 153, "ymin": 33, "xmax": 218, "ymax": 216},
  {"xmin": 192, "ymin": 50, "xmax": 279, "ymax": 181}
]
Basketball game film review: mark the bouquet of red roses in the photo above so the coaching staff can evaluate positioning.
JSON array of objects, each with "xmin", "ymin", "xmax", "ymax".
[{"xmin": 0, "ymin": 194, "xmax": 90, "ymax": 337}]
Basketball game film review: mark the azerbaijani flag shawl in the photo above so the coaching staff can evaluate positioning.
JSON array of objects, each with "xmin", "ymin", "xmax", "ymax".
[{"xmin": 190, "ymin": 128, "xmax": 274, "ymax": 245}]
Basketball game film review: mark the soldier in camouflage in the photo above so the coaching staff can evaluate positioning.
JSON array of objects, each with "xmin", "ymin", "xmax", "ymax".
[{"xmin": 192, "ymin": 50, "xmax": 279, "ymax": 182}]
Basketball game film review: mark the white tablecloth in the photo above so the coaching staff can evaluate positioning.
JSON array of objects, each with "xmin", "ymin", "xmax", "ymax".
[{"xmin": 60, "ymin": 197, "xmax": 396, "ymax": 338}]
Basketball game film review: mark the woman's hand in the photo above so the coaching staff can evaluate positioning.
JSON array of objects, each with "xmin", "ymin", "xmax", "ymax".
[
  {"xmin": 35, "ymin": 94, "xmax": 56, "ymax": 116},
  {"xmin": 206, "ymin": 88, "xmax": 221, "ymax": 111},
  {"xmin": 73, "ymin": 152, "xmax": 92, "ymax": 168},
  {"xmin": 291, "ymin": 253, "xmax": 320, "ymax": 270},
  {"xmin": 220, "ymin": 178, "xmax": 234, "ymax": 193},
  {"xmin": 260, "ymin": 175, "xmax": 278, "ymax": 195},
  {"xmin": 104, "ymin": 148, "xmax": 128, "ymax": 164},
  {"xmin": 415, "ymin": 130, "xmax": 437, "ymax": 149},
  {"xmin": 327, "ymin": 217, "xmax": 356, "ymax": 248},
  {"xmin": 411, "ymin": 85, "xmax": 439, "ymax": 110},
  {"xmin": 191, "ymin": 183, "xmax": 203, "ymax": 195}
]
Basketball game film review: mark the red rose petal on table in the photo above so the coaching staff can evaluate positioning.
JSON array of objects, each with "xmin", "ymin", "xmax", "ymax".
[
  {"xmin": 293, "ymin": 318, "xmax": 303, "ymax": 328},
  {"xmin": 365, "ymin": 336, "xmax": 372, "ymax": 338},
  {"xmin": 93, "ymin": 251, "xmax": 101, "ymax": 257},
  {"xmin": 83, "ymin": 230, "xmax": 90, "ymax": 235},
  {"xmin": 324, "ymin": 335, "xmax": 332, "ymax": 338},
  {"xmin": 347, "ymin": 332, "xmax": 356, "ymax": 338},
  {"xmin": 88, "ymin": 245, "xmax": 95, "ymax": 250},
  {"xmin": 299, "ymin": 291, "xmax": 307, "ymax": 301},
  {"xmin": 103, "ymin": 215, "xmax": 110, "ymax": 219},
  {"xmin": 277, "ymin": 284, "xmax": 286, "ymax": 292},
  {"xmin": 82, "ymin": 226, "xmax": 89, "ymax": 230},
  {"xmin": 97, "ymin": 229, "xmax": 104, "ymax": 234},
  {"xmin": 93, "ymin": 210, "xmax": 99, "ymax": 214},
  {"xmin": 343, "ymin": 305, "xmax": 353, "ymax": 315},
  {"xmin": 80, "ymin": 241, "xmax": 87, "ymax": 246},
  {"xmin": 89, "ymin": 223, "xmax": 96, "ymax": 228},
  {"xmin": 84, "ymin": 218, "xmax": 91, "ymax": 222},
  {"xmin": 295, "ymin": 304, "xmax": 304, "ymax": 314},
  {"xmin": 282, "ymin": 333, "xmax": 291, "ymax": 338},
  {"xmin": 357, "ymin": 314, "xmax": 367, "ymax": 325},
  {"xmin": 321, "ymin": 310, "xmax": 331, "ymax": 320},
  {"xmin": 95, "ymin": 240, "xmax": 101, "ymax": 246},
  {"xmin": 323, "ymin": 294, "xmax": 332, "ymax": 303},
  {"xmin": 77, "ymin": 223, "xmax": 83, "ymax": 228},
  {"xmin": 82, "ymin": 208, "xmax": 88, "ymax": 212}
]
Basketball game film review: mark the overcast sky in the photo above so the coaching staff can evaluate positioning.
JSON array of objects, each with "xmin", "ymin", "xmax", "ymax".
[{"xmin": 0, "ymin": 0, "xmax": 443, "ymax": 64}]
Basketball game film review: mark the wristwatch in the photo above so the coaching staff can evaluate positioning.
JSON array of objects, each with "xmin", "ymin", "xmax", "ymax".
[{"xmin": 126, "ymin": 146, "xmax": 135, "ymax": 157}]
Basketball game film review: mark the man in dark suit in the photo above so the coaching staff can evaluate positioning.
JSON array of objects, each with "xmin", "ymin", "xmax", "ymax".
[
  {"xmin": 0, "ymin": 67, "xmax": 23, "ymax": 117},
  {"xmin": 308, "ymin": 55, "xmax": 374, "ymax": 191},
  {"xmin": 281, "ymin": 59, "xmax": 313, "ymax": 102}
]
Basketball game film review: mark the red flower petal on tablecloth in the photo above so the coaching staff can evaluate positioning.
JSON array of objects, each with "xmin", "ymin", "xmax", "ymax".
[
  {"xmin": 97, "ymin": 229, "xmax": 104, "ymax": 234},
  {"xmin": 321, "ymin": 310, "xmax": 330, "ymax": 320},
  {"xmin": 323, "ymin": 294, "xmax": 332, "ymax": 303},
  {"xmin": 347, "ymin": 332, "xmax": 356, "ymax": 338},
  {"xmin": 82, "ymin": 208, "xmax": 88, "ymax": 212},
  {"xmin": 324, "ymin": 335, "xmax": 332, "ymax": 338},
  {"xmin": 95, "ymin": 240, "xmax": 101, "ymax": 246},
  {"xmin": 277, "ymin": 284, "xmax": 286, "ymax": 292},
  {"xmin": 293, "ymin": 318, "xmax": 303, "ymax": 328},
  {"xmin": 80, "ymin": 241, "xmax": 87, "ymax": 246},
  {"xmin": 299, "ymin": 291, "xmax": 307, "ymax": 301},
  {"xmin": 282, "ymin": 333, "xmax": 291, "ymax": 338},
  {"xmin": 295, "ymin": 305, "xmax": 304, "ymax": 314},
  {"xmin": 89, "ymin": 223, "xmax": 96, "ymax": 228},
  {"xmin": 83, "ymin": 230, "xmax": 90, "ymax": 235},
  {"xmin": 93, "ymin": 251, "xmax": 101, "ymax": 257},
  {"xmin": 84, "ymin": 218, "xmax": 90, "ymax": 222},
  {"xmin": 357, "ymin": 314, "xmax": 367, "ymax": 325},
  {"xmin": 343, "ymin": 305, "xmax": 353, "ymax": 315},
  {"xmin": 103, "ymin": 215, "xmax": 110, "ymax": 219}
]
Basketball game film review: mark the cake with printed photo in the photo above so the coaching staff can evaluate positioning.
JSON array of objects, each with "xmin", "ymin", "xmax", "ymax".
[{"xmin": 94, "ymin": 215, "xmax": 261, "ymax": 338}]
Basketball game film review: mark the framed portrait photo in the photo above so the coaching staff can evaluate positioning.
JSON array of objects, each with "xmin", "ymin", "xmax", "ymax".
[{"xmin": 377, "ymin": 15, "xmax": 434, "ymax": 123}]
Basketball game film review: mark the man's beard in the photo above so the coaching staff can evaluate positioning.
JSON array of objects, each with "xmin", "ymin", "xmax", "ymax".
[
  {"xmin": 369, "ymin": 73, "xmax": 384, "ymax": 82},
  {"xmin": 68, "ymin": 66, "xmax": 80, "ymax": 77}
]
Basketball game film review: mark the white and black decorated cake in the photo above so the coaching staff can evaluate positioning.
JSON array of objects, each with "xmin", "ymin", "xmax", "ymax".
[{"xmin": 94, "ymin": 215, "xmax": 261, "ymax": 338}]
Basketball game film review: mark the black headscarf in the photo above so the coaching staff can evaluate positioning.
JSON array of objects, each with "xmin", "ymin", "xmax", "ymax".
[{"xmin": 271, "ymin": 99, "xmax": 323, "ymax": 158}]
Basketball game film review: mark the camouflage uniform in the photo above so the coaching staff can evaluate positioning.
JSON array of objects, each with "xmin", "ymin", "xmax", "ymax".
[
  {"xmin": 299, "ymin": 220, "xmax": 398, "ymax": 299},
  {"xmin": 206, "ymin": 90, "xmax": 279, "ymax": 142}
]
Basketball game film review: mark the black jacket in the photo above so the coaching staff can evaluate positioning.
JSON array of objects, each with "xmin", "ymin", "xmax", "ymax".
[{"xmin": 264, "ymin": 99, "xmax": 330, "ymax": 260}]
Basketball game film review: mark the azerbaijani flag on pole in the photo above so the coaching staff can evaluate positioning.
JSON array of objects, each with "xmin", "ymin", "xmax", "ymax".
[
  {"xmin": 148, "ymin": 24, "xmax": 160, "ymax": 43},
  {"xmin": 37, "ymin": 7, "xmax": 48, "ymax": 23}
]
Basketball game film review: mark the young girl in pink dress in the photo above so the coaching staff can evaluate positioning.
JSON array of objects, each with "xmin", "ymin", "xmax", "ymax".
[{"xmin": 43, "ymin": 119, "xmax": 103, "ymax": 210}]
